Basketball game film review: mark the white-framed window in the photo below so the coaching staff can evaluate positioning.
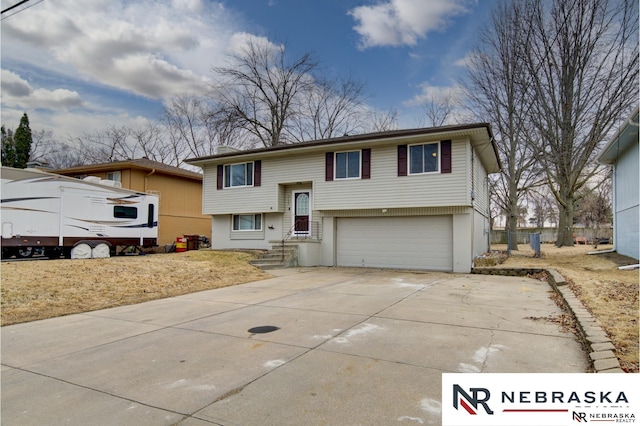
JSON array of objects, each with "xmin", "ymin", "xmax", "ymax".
[
  {"xmin": 335, "ymin": 150, "xmax": 360, "ymax": 179},
  {"xmin": 409, "ymin": 142, "xmax": 439, "ymax": 174},
  {"xmin": 225, "ymin": 162, "xmax": 253, "ymax": 188},
  {"xmin": 106, "ymin": 170, "xmax": 121, "ymax": 182},
  {"xmin": 232, "ymin": 214, "xmax": 262, "ymax": 231}
]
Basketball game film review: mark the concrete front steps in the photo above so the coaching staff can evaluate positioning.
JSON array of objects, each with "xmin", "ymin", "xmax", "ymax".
[{"xmin": 250, "ymin": 243, "xmax": 298, "ymax": 270}]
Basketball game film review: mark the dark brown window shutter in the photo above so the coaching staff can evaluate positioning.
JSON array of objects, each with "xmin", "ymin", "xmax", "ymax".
[
  {"xmin": 397, "ymin": 145, "xmax": 407, "ymax": 176},
  {"xmin": 441, "ymin": 140, "xmax": 452, "ymax": 173},
  {"xmin": 362, "ymin": 148, "xmax": 371, "ymax": 179},
  {"xmin": 216, "ymin": 164, "xmax": 223, "ymax": 190},
  {"xmin": 325, "ymin": 152, "xmax": 334, "ymax": 181},
  {"xmin": 253, "ymin": 160, "xmax": 261, "ymax": 186}
]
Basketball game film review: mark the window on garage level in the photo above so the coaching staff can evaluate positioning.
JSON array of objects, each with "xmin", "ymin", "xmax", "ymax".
[
  {"xmin": 409, "ymin": 142, "xmax": 439, "ymax": 174},
  {"xmin": 233, "ymin": 214, "xmax": 262, "ymax": 231}
]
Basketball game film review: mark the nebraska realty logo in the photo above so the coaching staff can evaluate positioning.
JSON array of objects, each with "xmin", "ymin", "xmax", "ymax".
[{"xmin": 442, "ymin": 374, "xmax": 638, "ymax": 426}]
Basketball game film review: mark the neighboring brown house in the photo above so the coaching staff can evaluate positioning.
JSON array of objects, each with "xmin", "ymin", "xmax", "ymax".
[{"xmin": 55, "ymin": 158, "xmax": 210, "ymax": 247}]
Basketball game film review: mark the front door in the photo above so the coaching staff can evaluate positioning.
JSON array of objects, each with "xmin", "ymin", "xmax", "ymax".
[{"xmin": 293, "ymin": 191, "xmax": 310, "ymax": 235}]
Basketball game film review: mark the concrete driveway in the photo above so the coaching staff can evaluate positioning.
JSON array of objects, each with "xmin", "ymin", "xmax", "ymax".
[{"xmin": 1, "ymin": 268, "xmax": 587, "ymax": 425}]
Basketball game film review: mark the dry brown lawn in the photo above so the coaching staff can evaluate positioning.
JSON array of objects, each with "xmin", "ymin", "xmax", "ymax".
[
  {"xmin": 1, "ymin": 250, "xmax": 269, "ymax": 326},
  {"xmin": 2, "ymin": 245, "xmax": 637, "ymax": 372},
  {"xmin": 492, "ymin": 243, "xmax": 639, "ymax": 373}
]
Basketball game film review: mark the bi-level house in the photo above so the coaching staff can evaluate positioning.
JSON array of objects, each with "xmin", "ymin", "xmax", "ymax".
[{"xmin": 187, "ymin": 124, "xmax": 501, "ymax": 273}]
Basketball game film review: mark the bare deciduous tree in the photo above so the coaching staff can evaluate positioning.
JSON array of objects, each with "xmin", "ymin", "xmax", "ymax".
[
  {"xmin": 464, "ymin": 0, "xmax": 544, "ymax": 250},
  {"xmin": 29, "ymin": 129, "xmax": 57, "ymax": 164},
  {"xmin": 70, "ymin": 125, "xmax": 136, "ymax": 164},
  {"xmin": 522, "ymin": 0, "xmax": 638, "ymax": 246},
  {"xmin": 368, "ymin": 108, "xmax": 399, "ymax": 132},
  {"xmin": 291, "ymin": 76, "xmax": 368, "ymax": 141},
  {"xmin": 65, "ymin": 122, "xmax": 173, "ymax": 166},
  {"xmin": 416, "ymin": 89, "xmax": 460, "ymax": 127},
  {"xmin": 212, "ymin": 39, "xmax": 318, "ymax": 147},
  {"xmin": 527, "ymin": 188, "xmax": 558, "ymax": 228},
  {"xmin": 129, "ymin": 121, "xmax": 176, "ymax": 165},
  {"xmin": 160, "ymin": 95, "xmax": 247, "ymax": 164}
]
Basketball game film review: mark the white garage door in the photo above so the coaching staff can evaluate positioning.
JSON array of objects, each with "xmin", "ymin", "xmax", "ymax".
[{"xmin": 337, "ymin": 216, "xmax": 453, "ymax": 271}]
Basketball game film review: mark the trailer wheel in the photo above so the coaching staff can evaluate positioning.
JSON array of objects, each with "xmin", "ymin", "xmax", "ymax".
[
  {"xmin": 92, "ymin": 243, "xmax": 111, "ymax": 258},
  {"xmin": 70, "ymin": 243, "xmax": 92, "ymax": 259},
  {"xmin": 17, "ymin": 247, "xmax": 34, "ymax": 258}
]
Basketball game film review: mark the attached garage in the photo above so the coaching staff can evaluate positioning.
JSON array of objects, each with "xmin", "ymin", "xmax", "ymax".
[{"xmin": 336, "ymin": 216, "xmax": 453, "ymax": 271}]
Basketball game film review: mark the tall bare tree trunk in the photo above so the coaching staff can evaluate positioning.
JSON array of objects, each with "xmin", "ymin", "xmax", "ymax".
[
  {"xmin": 556, "ymin": 194, "xmax": 576, "ymax": 247},
  {"xmin": 508, "ymin": 179, "xmax": 519, "ymax": 250}
]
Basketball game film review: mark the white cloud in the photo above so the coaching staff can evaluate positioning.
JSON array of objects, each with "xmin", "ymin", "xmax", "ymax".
[
  {"xmin": 1, "ymin": 0, "xmax": 239, "ymax": 99},
  {"xmin": 227, "ymin": 32, "xmax": 281, "ymax": 58},
  {"xmin": 453, "ymin": 52, "xmax": 480, "ymax": 68},
  {"xmin": 1, "ymin": 70, "xmax": 84, "ymax": 110},
  {"xmin": 404, "ymin": 83, "xmax": 464, "ymax": 107},
  {"xmin": 403, "ymin": 83, "xmax": 473, "ymax": 126},
  {"xmin": 0, "ymin": 0, "xmax": 267, "ymax": 141},
  {"xmin": 349, "ymin": 0, "xmax": 475, "ymax": 49}
]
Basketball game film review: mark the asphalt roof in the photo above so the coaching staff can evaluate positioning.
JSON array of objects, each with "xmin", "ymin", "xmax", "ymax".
[{"xmin": 54, "ymin": 158, "xmax": 203, "ymax": 180}]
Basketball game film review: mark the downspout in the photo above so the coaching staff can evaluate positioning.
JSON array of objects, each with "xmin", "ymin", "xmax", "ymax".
[
  {"xmin": 470, "ymin": 145, "xmax": 475, "ymax": 269},
  {"xmin": 144, "ymin": 168, "xmax": 156, "ymax": 192},
  {"xmin": 611, "ymin": 164, "xmax": 617, "ymax": 253},
  {"xmin": 486, "ymin": 176, "xmax": 491, "ymax": 251}
]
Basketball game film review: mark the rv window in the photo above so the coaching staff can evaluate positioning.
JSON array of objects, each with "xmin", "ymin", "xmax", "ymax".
[{"xmin": 114, "ymin": 206, "xmax": 137, "ymax": 219}]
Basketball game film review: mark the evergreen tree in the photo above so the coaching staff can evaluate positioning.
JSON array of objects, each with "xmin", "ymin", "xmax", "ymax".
[
  {"xmin": 13, "ymin": 113, "xmax": 33, "ymax": 168},
  {"xmin": 1, "ymin": 125, "xmax": 16, "ymax": 167}
]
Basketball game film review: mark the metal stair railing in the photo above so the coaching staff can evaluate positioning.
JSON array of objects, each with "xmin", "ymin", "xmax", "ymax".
[{"xmin": 281, "ymin": 218, "xmax": 307, "ymax": 262}]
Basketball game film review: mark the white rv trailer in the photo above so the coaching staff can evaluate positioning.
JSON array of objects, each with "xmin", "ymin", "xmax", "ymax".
[{"xmin": 1, "ymin": 166, "xmax": 159, "ymax": 259}]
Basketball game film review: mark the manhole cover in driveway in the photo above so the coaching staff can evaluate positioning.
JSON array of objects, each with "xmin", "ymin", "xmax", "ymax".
[{"xmin": 248, "ymin": 325, "xmax": 280, "ymax": 334}]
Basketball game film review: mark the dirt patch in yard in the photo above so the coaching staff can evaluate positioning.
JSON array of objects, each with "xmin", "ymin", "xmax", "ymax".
[
  {"xmin": 1, "ymin": 250, "xmax": 270, "ymax": 326},
  {"xmin": 492, "ymin": 244, "xmax": 639, "ymax": 373}
]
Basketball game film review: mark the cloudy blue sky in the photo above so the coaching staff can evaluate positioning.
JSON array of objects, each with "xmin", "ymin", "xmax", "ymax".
[{"xmin": 1, "ymin": 0, "xmax": 493, "ymax": 142}]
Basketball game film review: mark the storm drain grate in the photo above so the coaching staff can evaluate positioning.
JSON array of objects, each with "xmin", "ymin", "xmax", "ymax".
[{"xmin": 248, "ymin": 325, "xmax": 280, "ymax": 334}]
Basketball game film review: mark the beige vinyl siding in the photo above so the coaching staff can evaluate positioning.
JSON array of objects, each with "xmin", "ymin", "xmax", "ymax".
[
  {"xmin": 202, "ymin": 164, "xmax": 217, "ymax": 214},
  {"xmin": 314, "ymin": 140, "xmax": 469, "ymax": 210},
  {"xmin": 202, "ymin": 157, "xmax": 324, "ymax": 215},
  {"xmin": 472, "ymin": 146, "xmax": 490, "ymax": 215},
  {"xmin": 319, "ymin": 206, "xmax": 471, "ymax": 217},
  {"xmin": 202, "ymin": 138, "xmax": 473, "ymax": 214},
  {"xmin": 473, "ymin": 209, "xmax": 489, "ymax": 257}
]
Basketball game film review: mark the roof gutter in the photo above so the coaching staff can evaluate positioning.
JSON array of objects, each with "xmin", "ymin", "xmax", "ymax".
[{"xmin": 186, "ymin": 123, "xmax": 497, "ymax": 165}]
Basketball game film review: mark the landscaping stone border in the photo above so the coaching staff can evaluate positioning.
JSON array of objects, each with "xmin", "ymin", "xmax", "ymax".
[{"xmin": 472, "ymin": 267, "xmax": 625, "ymax": 373}]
